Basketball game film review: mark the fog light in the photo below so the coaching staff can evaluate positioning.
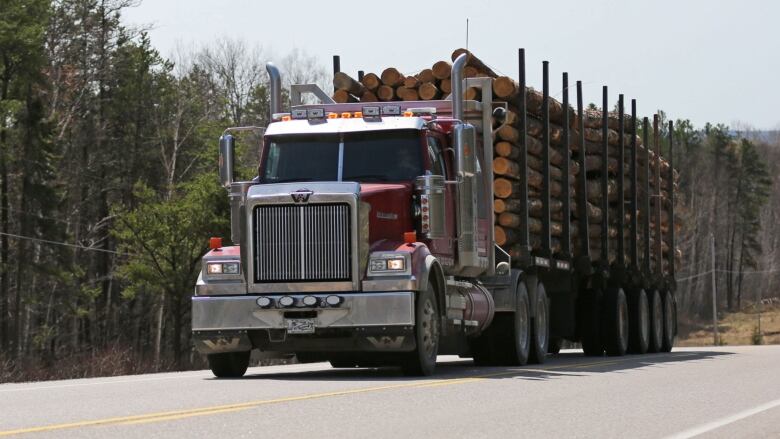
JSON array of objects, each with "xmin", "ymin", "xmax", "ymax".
[
  {"xmin": 279, "ymin": 296, "xmax": 294, "ymax": 307},
  {"xmin": 302, "ymin": 296, "xmax": 317, "ymax": 307},
  {"xmin": 325, "ymin": 295, "xmax": 342, "ymax": 307},
  {"xmin": 256, "ymin": 297, "xmax": 272, "ymax": 308}
]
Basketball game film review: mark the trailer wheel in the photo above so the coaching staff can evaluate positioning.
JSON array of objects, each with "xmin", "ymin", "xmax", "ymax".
[
  {"xmin": 647, "ymin": 289, "xmax": 663, "ymax": 353},
  {"xmin": 602, "ymin": 287, "xmax": 629, "ymax": 356},
  {"xmin": 528, "ymin": 282, "xmax": 549, "ymax": 364},
  {"xmin": 401, "ymin": 284, "xmax": 440, "ymax": 376},
  {"xmin": 660, "ymin": 290, "xmax": 676, "ymax": 352},
  {"xmin": 577, "ymin": 289, "xmax": 603, "ymax": 356},
  {"xmin": 627, "ymin": 289, "xmax": 650, "ymax": 354},
  {"xmin": 208, "ymin": 351, "xmax": 250, "ymax": 378}
]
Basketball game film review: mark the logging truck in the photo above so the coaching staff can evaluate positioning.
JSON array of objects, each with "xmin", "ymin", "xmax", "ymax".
[{"xmin": 192, "ymin": 49, "xmax": 678, "ymax": 378}]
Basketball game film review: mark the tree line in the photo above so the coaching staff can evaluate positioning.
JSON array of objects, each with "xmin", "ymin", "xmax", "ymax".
[{"xmin": 0, "ymin": 0, "xmax": 776, "ymax": 381}]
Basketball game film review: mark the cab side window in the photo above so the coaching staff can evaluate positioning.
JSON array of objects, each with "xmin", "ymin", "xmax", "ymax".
[{"xmin": 427, "ymin": 136, "xmax": 447, "ymax": 177}]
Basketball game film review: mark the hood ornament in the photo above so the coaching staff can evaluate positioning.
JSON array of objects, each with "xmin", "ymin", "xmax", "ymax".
[{"xmin": 291, "ymin": 188, "xmax": 313, "ymax": 203}]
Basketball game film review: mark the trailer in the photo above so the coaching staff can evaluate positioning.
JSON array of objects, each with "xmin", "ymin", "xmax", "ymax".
[{"xmin": 191, "ymin": 48, "xmax": 678, "ymax": 377}]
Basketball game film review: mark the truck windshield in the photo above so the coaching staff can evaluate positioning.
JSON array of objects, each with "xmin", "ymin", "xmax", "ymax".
[{"xmin": 262, "ymin": 129, "xmax": 423, "ymax": 183}]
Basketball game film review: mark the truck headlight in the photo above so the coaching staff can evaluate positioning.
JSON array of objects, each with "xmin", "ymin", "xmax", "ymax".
[
  {"xmin": 368, "ymin": 253, "xmax": 409, "ymax": 275},
  {"xmin": 206, "ymin": 262, "xmax": 241, "ymax": 276}
]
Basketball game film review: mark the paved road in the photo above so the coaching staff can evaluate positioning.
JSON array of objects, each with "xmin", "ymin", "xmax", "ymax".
[{"xmin": 1, "ymin": 346, "xmax": 779, "ymax": 438}]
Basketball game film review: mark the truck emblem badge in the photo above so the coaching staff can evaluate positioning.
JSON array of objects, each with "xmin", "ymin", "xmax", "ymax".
[{"xmin": 291, "ymin": 189, "xmax": 313, "ymax": 203}]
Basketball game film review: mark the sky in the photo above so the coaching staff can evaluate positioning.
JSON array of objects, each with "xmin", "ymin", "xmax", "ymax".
[{"xmin": 123, "ymin": 0, "xmax": 780, "ymax": 130}]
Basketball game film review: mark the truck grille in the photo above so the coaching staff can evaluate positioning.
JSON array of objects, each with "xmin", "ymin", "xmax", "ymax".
[{"xmin": 252, "ymin": 204, "xmax": 351, "ymax": 283}]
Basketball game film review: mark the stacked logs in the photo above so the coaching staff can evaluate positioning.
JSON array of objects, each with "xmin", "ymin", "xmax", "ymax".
[{"xmin": 331, "ymin": 49, "xmax": 681, "ymax": 275}]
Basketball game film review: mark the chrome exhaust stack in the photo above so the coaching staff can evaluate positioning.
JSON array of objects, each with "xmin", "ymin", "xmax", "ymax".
[
  {"xmin": 451, "ymin": 53, "xmax": 468, "ymax": 122},
  {"xmin": 266, "ymin": 62, "xmax": 282, "ymax": 115}
]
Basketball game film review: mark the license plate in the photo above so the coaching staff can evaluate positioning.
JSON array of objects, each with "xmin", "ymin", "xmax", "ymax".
[{"xmin": 286, "ymin": 319, "xmax": 315, "ymax": 334}]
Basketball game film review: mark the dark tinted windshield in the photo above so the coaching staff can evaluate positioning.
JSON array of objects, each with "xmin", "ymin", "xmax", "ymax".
[{"xmin": 262, "ymin": 129, "xmax": 422, "ymax": 183}]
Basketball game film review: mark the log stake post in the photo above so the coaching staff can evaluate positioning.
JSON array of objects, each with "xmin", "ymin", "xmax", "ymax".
[
  {"xmin": 561, "ymin": 73, "xmax": 571, "ymax": 259},
  {"xmin": 516, "ymin": 49, "xmax": 531, "ymax": 264},
  {"xmin": 600, "ymin": 86, "xmax": 609, "ymax": 269},
  {"xmin": 667, "ymin": 120, "xmax": 675, "ymax": 282},
  {"xmin": 576, "ymin": 81, "xmax": 591, "ymax": 271},
  {"xmin": 630, "ymin": 99, "xmax": 639, "ymax": 271},
  {"xmin": 617, "ymin": 95, "xmax": 625, "ymax": 268},
  {"xmin": 653, "ymin": 114, "xmax": 662, "ymax": 277},
  {"xmin": 358, "ymin": 70, "xmax": 364, "ymax": 82},
  {"xmin": 643, "ymin": 117, "xmax": 651, "ymax": 276},
  {"xmin": 332, "ymin": 55, "xmax": 341, "ymax": 93},
  {"xmin": 541, "ymin": 61, "xmax": 552, "ymax": 258}
]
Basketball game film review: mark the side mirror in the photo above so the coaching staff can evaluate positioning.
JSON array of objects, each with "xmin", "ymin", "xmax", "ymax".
[{"xmin": 219, "ymin": 134, "xmax": 235, "ymax": 188}]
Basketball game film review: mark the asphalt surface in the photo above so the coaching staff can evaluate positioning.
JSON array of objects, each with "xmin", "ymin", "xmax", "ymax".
[{"xmin": 1, "ymin": 346, "xmax": 779, "ymax": 438}]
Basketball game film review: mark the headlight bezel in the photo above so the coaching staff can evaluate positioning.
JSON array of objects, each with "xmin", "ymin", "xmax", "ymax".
[{"xmin": 204, "ymin": 261, "xmax": 242, "ymax": 279}]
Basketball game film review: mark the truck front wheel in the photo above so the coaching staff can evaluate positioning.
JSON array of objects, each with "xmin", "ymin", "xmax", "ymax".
[
  {"xmin": 207, "ymin": 351, "xmax": 250, "ymax": 378},
  {"xmin": 401, "ymin": 284, "xmax": 440, "ymax": 376}
]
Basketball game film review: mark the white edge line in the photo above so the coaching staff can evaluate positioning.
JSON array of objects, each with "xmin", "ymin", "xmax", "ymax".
[{"xmin": 665, "ymin": 398, "xmax": 780, "ymax": 439}]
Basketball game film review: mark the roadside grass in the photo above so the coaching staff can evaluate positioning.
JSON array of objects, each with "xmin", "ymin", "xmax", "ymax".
[{"xmin": 678, "ymin": 302, "xmax": 780, "ymax": 347}]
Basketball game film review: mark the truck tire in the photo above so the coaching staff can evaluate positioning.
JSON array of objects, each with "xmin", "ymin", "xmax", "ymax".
[
  {"xmin": 578, "ymin": 289, "xmax": 603, "ymax": 356},
  {"xmin": 401, "ymin": 283, "xmax": 440, "ymax": 376},
  {"xmin": 647, "ymin": 289, "xmax": 663, "ymax": 353},
  {"xmin": 471, "ymin": 280, "xmax": 530, "ymax": 367},
  {"xmin": 660, "ymin": 290, "xmax": 676, "ymax": 352},
  {"xmin": 528, "ymin": 282, "xmax": 549, "ymax": 364},
  {"xmin": 601, "ymin": 287, "xmax": 629, "ymax": 356},
  {"xmin": 208, "ymin": 351, "xmax": 250, "ymax": 378},
  {"xmin": 627, "ymin": 289, "xmax": 650, "ymax": 354}
]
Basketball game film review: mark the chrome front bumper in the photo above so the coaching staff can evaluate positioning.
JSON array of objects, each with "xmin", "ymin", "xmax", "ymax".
[{"xmin": 191, "ymin": 292, "xmax": 414, "ymax": 331}]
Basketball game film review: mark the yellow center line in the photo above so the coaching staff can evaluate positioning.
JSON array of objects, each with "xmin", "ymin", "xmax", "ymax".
[{"xmin": 0, "ymin": 356, "xmax": 654, "ymax": 436}]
